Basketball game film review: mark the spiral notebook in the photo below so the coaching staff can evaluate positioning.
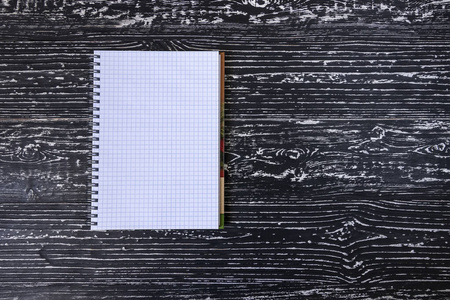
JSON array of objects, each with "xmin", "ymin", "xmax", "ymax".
[{"xmin": 91, "ymin": 51, "xmax": 225, "ymax": 230}]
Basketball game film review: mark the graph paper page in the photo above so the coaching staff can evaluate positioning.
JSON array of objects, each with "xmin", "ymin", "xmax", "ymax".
[{"xmin": 92, "ymin": 51, "xmax": 220, "ymax": 230}]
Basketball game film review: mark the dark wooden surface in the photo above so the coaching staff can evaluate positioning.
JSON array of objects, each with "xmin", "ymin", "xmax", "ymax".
[{"xmin": 1, "ymin": 0, "xmax": 450, "ymax": 299}]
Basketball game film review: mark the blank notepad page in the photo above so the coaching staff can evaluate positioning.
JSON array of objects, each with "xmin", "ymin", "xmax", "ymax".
[{"xmin": 92, "ymin": 51, "xmax": 220, "ymax": 230}]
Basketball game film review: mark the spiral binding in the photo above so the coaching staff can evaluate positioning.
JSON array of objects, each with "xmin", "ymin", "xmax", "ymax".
[{"xmin": 90, "ymin": 54, "xmax": 101, "ymax": 228}]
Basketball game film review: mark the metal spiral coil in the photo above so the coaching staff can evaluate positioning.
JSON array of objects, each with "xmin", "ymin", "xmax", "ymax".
[{"xmin": 91, "ymin": 54, "xmax": 101, "ymax": 227}]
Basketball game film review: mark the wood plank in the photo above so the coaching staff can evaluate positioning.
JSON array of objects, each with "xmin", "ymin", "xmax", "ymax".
[
  {"xmin": 0, "ymin": 0, "xmax": 449, "ymax": 34},
  {"xmin": 0, "ymin": 37, "xmax": 449, "ymax": 119},
  {"xmin": 0, "ymin": 227, "xmax": 448, "ymax": 299},
  {"xmin": 0, "ymin": 119, "xmax": 90, "ymax": 229},
  {"xmin": 0, "ymin": 119, "xmax": 448, "ymax": 231}
]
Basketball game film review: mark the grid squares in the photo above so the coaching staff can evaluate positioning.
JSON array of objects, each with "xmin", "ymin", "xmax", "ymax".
[{"xmin": 91, "ymin": 51, "xmax": 220, "ymax": 230}]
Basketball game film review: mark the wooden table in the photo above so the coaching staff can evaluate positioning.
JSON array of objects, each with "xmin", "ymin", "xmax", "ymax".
[{"xmin": 1, "ymin": 1, "xmax": 449, "ymax": 299}]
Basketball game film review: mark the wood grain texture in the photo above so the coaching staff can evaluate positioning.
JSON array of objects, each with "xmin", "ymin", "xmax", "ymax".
[
  {"xmin": 0, "ymin": 0, "xmax": 449, "ymax": 299},
  {"xmin": 0, "ymin": 36, "xmax": 449, "ymax": 119}
]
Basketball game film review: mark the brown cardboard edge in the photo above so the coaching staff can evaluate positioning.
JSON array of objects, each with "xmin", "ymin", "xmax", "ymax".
[{"xmin": 219, "ymin": 52, "xmax": 225, "ymax": 228}]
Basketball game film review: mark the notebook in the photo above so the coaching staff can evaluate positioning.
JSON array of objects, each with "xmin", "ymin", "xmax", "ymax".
[{"xmin": 91, "ymin": 51, "xmax": 225, "ymax": 230}]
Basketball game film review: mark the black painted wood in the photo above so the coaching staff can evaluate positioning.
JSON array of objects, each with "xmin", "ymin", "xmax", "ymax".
[{"xmin": 0, "ymin": 0, "xmax": 449, "ymax": 299}]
